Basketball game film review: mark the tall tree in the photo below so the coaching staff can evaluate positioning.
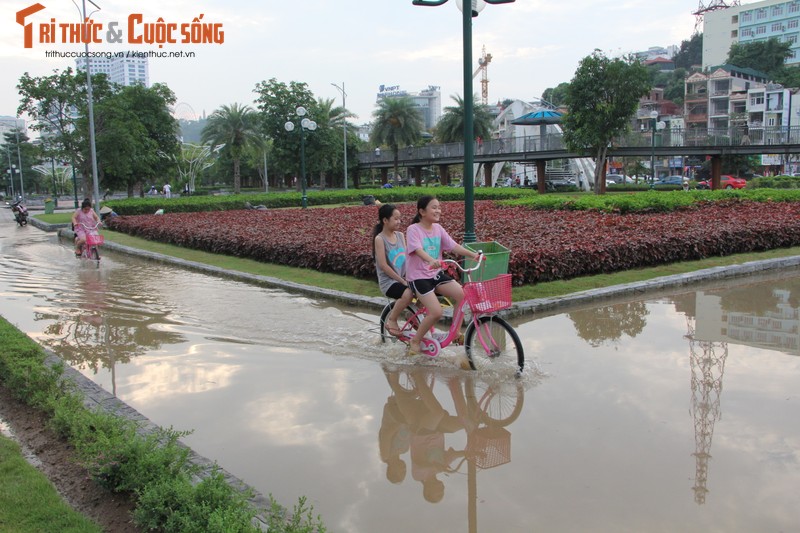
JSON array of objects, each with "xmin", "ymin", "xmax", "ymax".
[
  {"xmin": 1, "ymin": 129, "xmax": 40, "ymax": 195},
  {"xmin": 673, "ymin": 33, "xmax": 703, "ymax": 70},
  {"xmin": 562, "ymin": 50, "xmax": 651, "ymax": 194},
  {"xmin": 727, "ymin": 37, "xmax": 791, "ymax": 76},
  {"xmin": 201, "ymin": 104, "xmax": 261, "ymax": 194},
  {"xmin": 253, "ymin": 78, "xmax": 316, "ymax": 188},
  {"xmin": 433, "ymin": 94, "xmax": 493, "ymax": 144},
  {"xmin": 17, "ymin": 68, "xmax": 112, "ymax": 196},
  {"xmin": 370, "ymin": 96, "xmax": 423, "ymax": 185},
  {"xmin": 93, "ymin": 83, "xmax": 180, "ymax": 196}
]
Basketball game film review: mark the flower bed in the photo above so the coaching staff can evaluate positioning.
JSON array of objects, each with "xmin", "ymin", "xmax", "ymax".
[{"xmin": 106, "ymin": 199, "xmax": 800, "ymax": 285}]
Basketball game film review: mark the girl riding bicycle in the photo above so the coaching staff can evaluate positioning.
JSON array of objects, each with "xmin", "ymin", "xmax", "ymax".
[
  {"xmin": 72, "ymin": 198, "xmax": 101, "ymax": 257},
  {"xmin": 406, "ymin": 196, "xmax": 480, "ymax": 356},
  {"xmin": 374, "ymin": 204, "xmax": 414, "ymax": 337}
]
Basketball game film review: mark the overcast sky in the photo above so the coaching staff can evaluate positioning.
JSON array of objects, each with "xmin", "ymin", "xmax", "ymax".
[{"xmin": 3, "ymin": 0, "xmax": 720, "ymax": 127}]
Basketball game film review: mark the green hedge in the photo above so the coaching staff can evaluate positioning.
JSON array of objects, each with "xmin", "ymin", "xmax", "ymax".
[
  {"xmin": 104, "ymin": 187, "xmax": 541, "ymax": 215},
  {"xmin": 500, "ymin": 189, "xmax": 800, "ymax": 213},
  {"xmin": 749, "ymin": 176, "xmax": 800, "ymax": 189}
]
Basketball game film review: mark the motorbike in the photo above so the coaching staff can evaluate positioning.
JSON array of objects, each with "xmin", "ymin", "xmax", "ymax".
[{"xmin": 9, "ymin": 199, "xmax": 28, "ymax": 226}]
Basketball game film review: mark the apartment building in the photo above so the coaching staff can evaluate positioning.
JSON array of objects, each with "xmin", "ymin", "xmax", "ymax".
[
  {"xmin": 75, "ymin": 55, "xmax": 150, "ymax": 87},
  {"xmin": 683, "ymin": 64, "xmax": 769, "ymax": 131},
  {"xmin": 704, "ymin": 0, "xmax": 800, "ymax": 68}
]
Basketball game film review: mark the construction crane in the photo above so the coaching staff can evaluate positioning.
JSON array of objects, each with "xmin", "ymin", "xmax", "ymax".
[
  {"xmin": 472, "ymin": 46, "xmax": 492, "ymax": 105},
  {"xmin": 693, "ymin": 0, "xmax": 740, "ymax": 32}
]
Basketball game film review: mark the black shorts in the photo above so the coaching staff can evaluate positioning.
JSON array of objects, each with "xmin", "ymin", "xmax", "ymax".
[
  {"xmin": 409, "ymin": 271, "xmax": 455, "ymax": 296},
  {"xmin": 385, "ymin": 282, "xmax": 408, "ymax": 300}
]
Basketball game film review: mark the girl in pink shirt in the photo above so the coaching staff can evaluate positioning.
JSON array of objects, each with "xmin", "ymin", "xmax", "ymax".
[{"xmin": 405, "ymin": 196, "xmax": 480, "ymax": 356}]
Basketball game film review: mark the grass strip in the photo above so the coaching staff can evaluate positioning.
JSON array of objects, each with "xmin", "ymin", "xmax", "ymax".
[{"xmin": 0, "ymin": 435, "xmax": 102, "ymax": 533}]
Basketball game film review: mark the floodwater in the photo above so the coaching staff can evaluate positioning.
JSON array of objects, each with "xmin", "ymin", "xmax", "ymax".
[{"xmin": 1, "ymin": 216, "xmax": 798, "ymax": 533}]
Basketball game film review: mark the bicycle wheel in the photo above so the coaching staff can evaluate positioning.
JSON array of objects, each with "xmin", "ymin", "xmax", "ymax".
[
  {"xmin": 379, "ymin": 302, "xmax": 422, "ymax": 344},
  {"xmin": 91, "ymin": 246, "xmax": 100, "ymax": 261},
  {"xmin": 464, "ymin": 315, "xmax": 524, "ymax": 374},
  {"xmin": 469, "ymin": 379, "xmax": 524, "ymax": 426}
]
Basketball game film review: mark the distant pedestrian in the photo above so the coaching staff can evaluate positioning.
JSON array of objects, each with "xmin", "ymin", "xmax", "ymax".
[
  {"xmin": 163, "ymin": 183, "xmax": 171, "ymax": 198},
  {"xmin": 183, "ymin": 183, "xmax": 190, "ymax": 196}
]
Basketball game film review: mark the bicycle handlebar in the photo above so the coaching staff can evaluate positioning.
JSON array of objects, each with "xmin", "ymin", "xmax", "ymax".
[
  {"xmin": 442, "ymin": 252, "xmax": 484, "ymax": 273},
  {"xmin": 78, "ymin": 222, "xmax": 102, "ymax": 231}
]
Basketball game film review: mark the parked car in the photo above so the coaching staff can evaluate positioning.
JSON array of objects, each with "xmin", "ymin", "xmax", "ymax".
[
  {"xmin": 654, "ymin": 175, "xmax": 685, "ymax": 186},
  {"xmin": 696, "ymin": 175, "xmax": 747, "ymax": 189}
]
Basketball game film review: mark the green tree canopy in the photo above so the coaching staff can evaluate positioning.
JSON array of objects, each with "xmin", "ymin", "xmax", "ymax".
[
  {"xmin": 726, "ymin": 37, "xmax": 791, "ymax": 77},
  {"xmin": 433, "ymin": 94, "xmax": 493, "ymax": 144},
  {"xmin": 673, "ymin": 33, "xmax": 703, "ymax": 70},
  {"xmin": 562, "ymin": 50, "xmax": 651, "ymax": 194},
  {"xmin": 201, "ymin": 103, "xmax": 261, "ymax": 194},
  {"xmin": 541, "ymin": 82, "xmax": 570, "ymax": 108},
  {"xmin": 370, "ymin": 96, "xmax": 423, "ymax": 184}
]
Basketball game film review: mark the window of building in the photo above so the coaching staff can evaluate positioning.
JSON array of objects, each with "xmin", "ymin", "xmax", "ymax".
[
  {"xmin": 751, "ymin": 93, "xmax": 765, "ymax": 105},
  {"xmin": 742, "ymin": 11, "xmax": 753, "ymax": 21},
  {"xmin": 790, "ymin": 19, "xmax": 800, "ymax": 28},
  {"xmin": 732, "ymin": 29, "xmax": 739, "ymax": 38},
  {"xmin": 772, "ymin": 22, "xmax": 784, "ymax": 31},
  {"xmin": 787, "ymin": 34, "xmax": 798, "ymax": 43},
  {"xmin": 773, "ymin": 5, "xmax": 783, "ymax": 16},
  {"xmin": 768, "ymin": 117, "xmax": 776, "ymax": 126},
  {"xmin": 732, "ymin": 14, "xmax": 739, "ymax": 23},
  {"xmin": 792, "ymin": 3, "xmax": 800, "ymax": 14},
  {"xmin": 757, "ymin": 8, "xmax": 767, "ymax": 19},
  {"xmin": 742, "ymin": 28, "xmax": 753, "ymax": 37},
  {"xmin": 757, "ymin": 25, "xmax": 766, "ymax": 34}
]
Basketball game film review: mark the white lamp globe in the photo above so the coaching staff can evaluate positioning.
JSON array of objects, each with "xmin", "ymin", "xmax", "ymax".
[{"xmin": 456, "ymin": 0, "xmax": 485, "ymax": 16}]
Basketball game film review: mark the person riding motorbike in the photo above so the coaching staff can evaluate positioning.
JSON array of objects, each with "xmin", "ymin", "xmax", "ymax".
[
  {"xmin": 72, "ymin": 198, "xmax": 101, "ymax": 257},
  {"xmin": 10, "ymin": 198, "xmax": 28, "ymax": 226}
]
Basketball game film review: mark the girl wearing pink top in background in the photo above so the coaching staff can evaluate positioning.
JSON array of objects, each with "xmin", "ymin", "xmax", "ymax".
[{"xmin": 405, "ymin": 196, "xmax": 480, "ymax": 356}]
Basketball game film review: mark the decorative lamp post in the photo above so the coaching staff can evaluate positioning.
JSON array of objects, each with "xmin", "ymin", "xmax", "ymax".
[
  {"xmin": 14, "ymin": 126, "xmax": 25, "ymax": 201},
  {"xmin": 649, "ymin": 110, "xmax": 666, "ymax": 184},
  {"xmin": 331, "ymin": 82, "xmax": 348, "ymax": 190},
  {"xmin": 284, "ymin": 106, "xmax": 317, "ymax": 209},
  {"xmin": 412, "ymin": 0, "xmax": 514, "ymax": 243},
  {"xmin": 6, "ymin": 166, "xmax": 18, "ymax": 198}
]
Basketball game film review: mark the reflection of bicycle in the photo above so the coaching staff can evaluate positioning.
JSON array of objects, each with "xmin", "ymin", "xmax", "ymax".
[
  {"xmin": 379, "ymin": 259, "xmax": 524, "ymax": 373},
  {"xmin": 380, "ymin": 365, "xmax": 524, "ymax": 523},
  {"xmin": 77, "ymin": 222, "xmax": 104, "ymax": 263}
]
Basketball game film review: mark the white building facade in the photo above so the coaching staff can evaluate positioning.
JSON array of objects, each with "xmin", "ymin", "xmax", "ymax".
[
  {"xmin": 704, "ymin": 0, "xmax": 800, "ymax": 68},
  {"xmin": 75, "ymin": 55, "xmax": 150, "ymax": 87},
  {"xmin": 375, "ymin": 85, "xmax": 441, "ymax": 131}
]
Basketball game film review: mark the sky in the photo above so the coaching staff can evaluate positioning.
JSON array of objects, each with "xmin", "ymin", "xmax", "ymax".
[{"xmin": 2, "ymin": 0, "xmax": 714, "ymax": 128}]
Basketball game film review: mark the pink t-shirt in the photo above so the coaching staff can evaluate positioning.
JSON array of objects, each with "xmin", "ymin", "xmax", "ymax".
[
  {"xmin": 405, "ymin": 223, "xmax": 457, "ymax": 281},
  {"xmin": 73, "ymin": 209, "xmax": 97, "ymax": 237}
]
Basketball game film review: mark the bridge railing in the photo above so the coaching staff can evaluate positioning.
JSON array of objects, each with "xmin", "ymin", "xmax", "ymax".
[{"xmin": 359, "ymin": 126, "xmax": 800, "ymax": 165}]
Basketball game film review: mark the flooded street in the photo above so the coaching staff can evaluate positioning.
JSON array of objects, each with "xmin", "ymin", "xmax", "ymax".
[{"xmin": 1, "ymin": 219, "xmax": 798, "ymax": 532}]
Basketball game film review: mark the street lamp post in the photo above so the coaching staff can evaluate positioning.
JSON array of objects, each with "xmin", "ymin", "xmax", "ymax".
[
  {"xmin": 649, "ymin": 110, "xmax": 665, "ymax": 184},
  {"xmin": 76, "ymin": 0, "xmax": 102, "ymax": 213},
  {"xmin": 284, "ymin": 106, "xmax": 317, "ymax": 209},
  {"xmin": 14, "ymin": 126, "xmax": 25, "ymax": 200},
  {"xmin": 413, "ymin": 0, "xmax": 514, "ymax": 243},
  {"xmin": 6, "ymin": 166, "xmax": 18, "ymax": 198},
  {"xmin": 331, "ymin": 82, "xmax": 348, "ymax": 190}
]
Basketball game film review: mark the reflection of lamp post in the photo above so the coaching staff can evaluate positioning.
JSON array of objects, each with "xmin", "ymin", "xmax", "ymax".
[
  {"xmin": 331, "ymin": 82, "xmax": 348, "ymax": 190},
  {"xmin": 284, "ymin": 106, "xmax": 317, "ymax": 209},
  {"xmin": 413, "ymin": 0, "xmax": 514, "ymax": 243}
]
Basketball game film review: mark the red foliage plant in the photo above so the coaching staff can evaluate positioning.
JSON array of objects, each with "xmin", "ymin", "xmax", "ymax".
[{"xmin": 106, "ymin": 200, "xmax": 800, "ymax": 285}]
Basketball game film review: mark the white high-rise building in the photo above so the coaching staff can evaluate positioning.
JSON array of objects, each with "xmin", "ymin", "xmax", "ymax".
[
  {"xmin": 75, "ymin": 55, "xmax": 149, "ymax": 87},
  {"xmin": 0, "ymin": 116, "xmax": 26, "ymax": 139},
  {"xmin": 704, "ymin": 0, "xmax": 800, "ymax": 69},
  {"xmin": 375, "ymin": 85, "xmax": 442, "ymax": 130}
]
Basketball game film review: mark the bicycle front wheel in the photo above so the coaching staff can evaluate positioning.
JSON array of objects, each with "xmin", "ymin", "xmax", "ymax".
[
  {"xmin": 91, "ymin": 246, "xmax": 100, "ymax": 261},
  {"xmin": 464, "ymin": 316, "xmax": 524, "ymax": 374}
]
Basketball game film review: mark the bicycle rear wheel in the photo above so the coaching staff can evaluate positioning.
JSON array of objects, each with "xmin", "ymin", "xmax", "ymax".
[
  {"xmin": 379, "ymin": 302, "xmax": 421, "ymax": 344},
  {"xmin": 464, "ymin": 316, "xmax": 524, "ymax": 374},
  {"xmin": 91, "ymin": 246, "xmax": 100, "ymax": 261}
]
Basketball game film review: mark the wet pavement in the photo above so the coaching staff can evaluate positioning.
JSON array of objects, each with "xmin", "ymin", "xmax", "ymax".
[{"xmin": 1, "ymin": 215, "xmax": 799, "ymax": 532}]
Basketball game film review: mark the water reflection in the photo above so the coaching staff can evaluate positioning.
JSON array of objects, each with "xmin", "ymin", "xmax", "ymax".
[
  {"xmin": 568, "ymin": 301, "xmax": 649, "ymax": 346},
  {"xmin": 35, "ymin": 266, "xmax": 186, "ymax": 394},
  {"xmin": 379, "ymin": 365, "xmax": 524, "ymax": 532}
]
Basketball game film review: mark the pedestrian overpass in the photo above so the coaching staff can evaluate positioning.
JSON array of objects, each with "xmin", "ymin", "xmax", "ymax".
[{"xmin": 358, "ymin": 126, "xmax": 800, "ymax": 191}]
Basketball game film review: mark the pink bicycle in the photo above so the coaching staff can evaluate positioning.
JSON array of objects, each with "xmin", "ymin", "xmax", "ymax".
[
  {"xmin": 76, "ymin": 221, "xmax": 104, "ymax": 263},
  {"xmin": 379, "ymin": 258, "xmax": 524, "ymax": 374}
]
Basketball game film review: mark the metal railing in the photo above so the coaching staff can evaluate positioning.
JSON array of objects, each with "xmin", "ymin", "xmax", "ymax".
[{"xmin": 359, "ymin": 126, "xmax": 800, "ymax": 165}]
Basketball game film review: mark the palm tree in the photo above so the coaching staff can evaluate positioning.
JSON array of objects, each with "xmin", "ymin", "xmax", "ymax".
[
  {"xmin": 434, "ymin": 94, "xmax": 493, "ymax": 144},
  {"xmin": 201, "ymin": 103, "xmax": 261, "ymax": 194},
  {"xmin": 370, "ymin": 97, "xmax": 423, "ymax": 184}
]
